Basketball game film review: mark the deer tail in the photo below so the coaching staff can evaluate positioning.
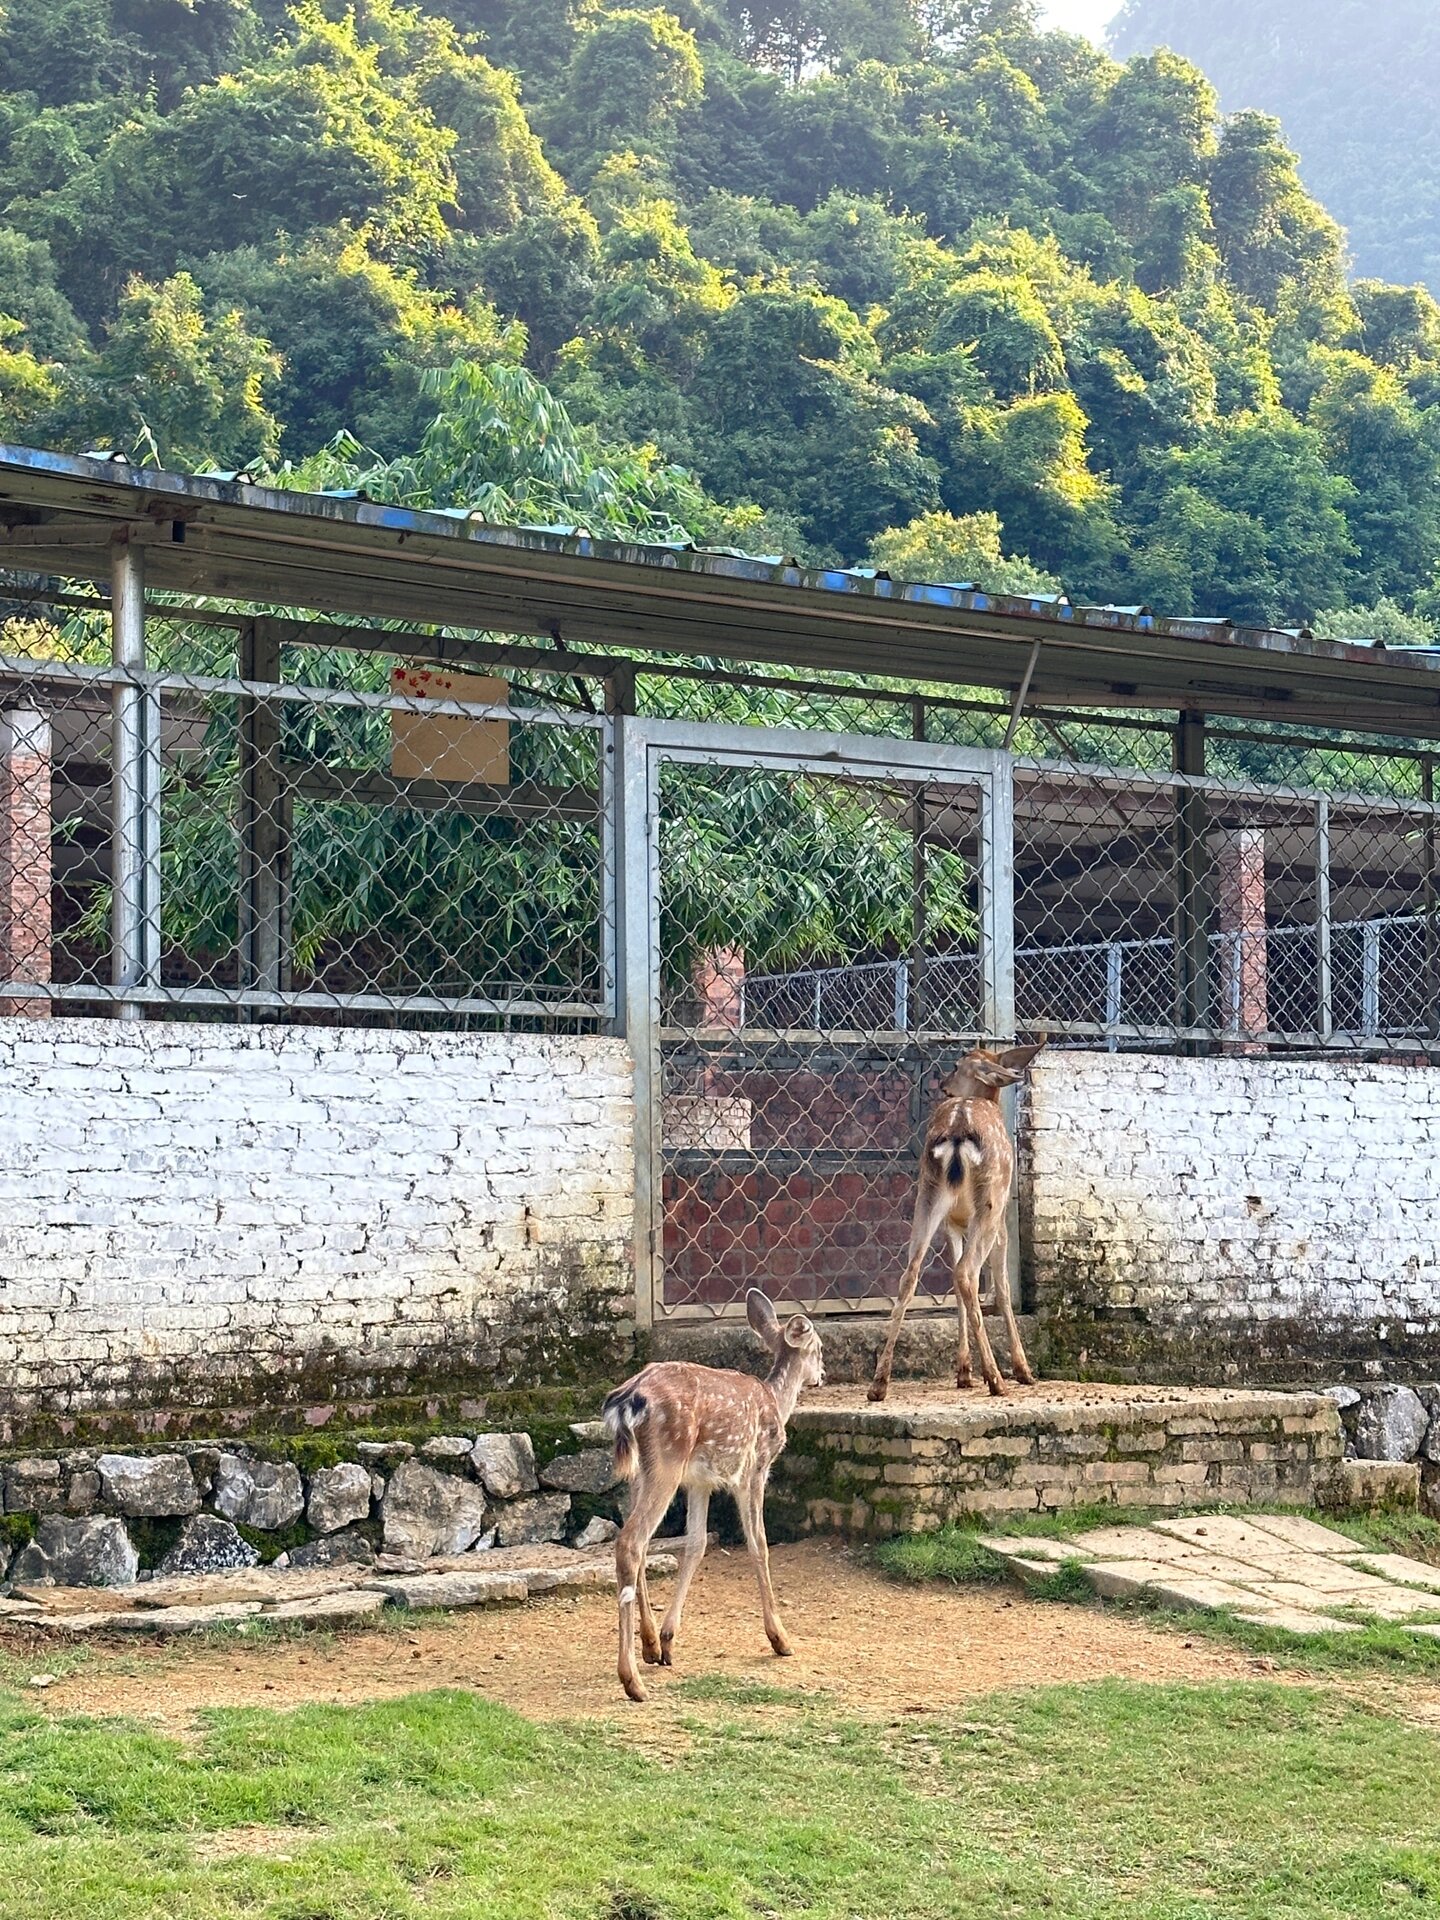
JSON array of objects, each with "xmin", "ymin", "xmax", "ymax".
[{"xmin": 602, "ymin": 1383, "xmax": 648, "ymax": 1480}]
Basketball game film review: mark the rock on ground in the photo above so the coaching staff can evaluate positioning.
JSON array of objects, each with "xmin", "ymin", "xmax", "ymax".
[
  {"xmin": 3, "ymin": 1458, "xmax": 64, "ymax": 1514},
  {"xmin": 10, "ymin": 1516, "xmax": 139, "ymax": 1588},
  {"xmin": 306, "ymin": 1462, "xmax": 373, "ymax": 1534},
  {"xmin": 540, "ymin": 1448, "xmax": 618, "ymax": 1495},
  {"xmin": 381, "ymin": 1460, "xmax": 490, "ymax": 1559},
  {"xmin": 265, "ymin": 1590, "xmax": 385, "ymax": 1624},
  {"xmin": 287, "ymin": 1528, "xmax": 377, "ymax": 1570},
  {"xmin": 157, "ymin": 1515, "xmax": 261, "ymax": 1576},
  {"xmin": 97, "ymin": 1453, "xmax": 200, "ymax": 1519},
  {"xmin": 469, "ymin": 1433, "xmax": 538, "ymax": 1499},
  {"xmin": 574, "ymin": 1515, "xmax": 618, "ymax": 1550},
  {"xmin": 376, "ymin": 1570, "xmax": 529, "ymax": 1610},
  {"xmin": 213, "ymin": 1455, "xmax": 306, "ymax": 1531},
  {"xmin": 493, "ymin": 1493, "xmax": 571, "ymax": 1547},
  {"xmin": 1352, "ymin": 1385, "xmax": 1430, "ymax": 1462}
]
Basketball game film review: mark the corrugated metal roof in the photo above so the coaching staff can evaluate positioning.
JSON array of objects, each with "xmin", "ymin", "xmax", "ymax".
[{"xmin": 0, "ymin": 442, "xmax": 1436, "ymax": 736}]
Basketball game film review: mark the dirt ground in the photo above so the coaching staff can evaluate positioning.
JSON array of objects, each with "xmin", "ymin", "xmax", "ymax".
[{"xmin": 3, "ymin": 1539, "xmax": 1293, "ymax": 1734}]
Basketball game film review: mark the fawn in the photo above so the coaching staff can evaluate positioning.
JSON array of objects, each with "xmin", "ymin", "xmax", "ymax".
[
  {"xmin": 868, "ymin": 1040, "xmax": 1046, "ymax": 1403},
  {"xmin": 602, "ymin": 1290, "xmax": 825, "ymax": 1702}
]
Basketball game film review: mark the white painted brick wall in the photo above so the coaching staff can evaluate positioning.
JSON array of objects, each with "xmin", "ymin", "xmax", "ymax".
[
  {"xmin": 0, "ymin": 1019, "xmax": 634, "ymax": 1416},
  {"xmin": 1026, "ymin": 1051, "xmax": 1440, "ymax": 1367}
]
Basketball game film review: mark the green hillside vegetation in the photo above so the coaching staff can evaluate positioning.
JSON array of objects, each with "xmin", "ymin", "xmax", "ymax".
[
  {"xmin": 1, "ymin": 0, "xmax": 1438, "ymax": 634},
  {"xmin": 1111, "ymin": 0, "xmax": 1440, "ymax": 300}
]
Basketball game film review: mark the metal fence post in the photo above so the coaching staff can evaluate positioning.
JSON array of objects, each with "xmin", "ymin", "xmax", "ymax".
[
  {"xmin": 110, "ymin": 535, "xmax": 158, "ymax": 1018},
  {"xmin": 1173, "ymin": 712, "xmax": 1209, "ymax": 1053},
  {"xmin": 616, "ymin": 715, "xmax": 658, "ymax": 1327},
  {"xmin": 1316, "ymin": 796, "xmax": 1333, "ymax": 1042},
  {"xmin": 1423, "ymin": 757, "xmax": 1437, "ymax": 1046},
  {"xmin": 983, "ymin": 754, "xmax": 1021, "ymax": 1309},
  {"xmin": 238, "ymin": 617, "xmax": 289, "ymax": 1009}
]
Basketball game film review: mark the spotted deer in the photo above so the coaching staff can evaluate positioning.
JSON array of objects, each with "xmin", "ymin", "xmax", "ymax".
[
  {"xmin": 868, "ymin": 1040, "xmax": 1046, "ymax": 1403},
  {"xmin": 601, "ymin": 1291, "xmax": 825, "ymax": 1703}
]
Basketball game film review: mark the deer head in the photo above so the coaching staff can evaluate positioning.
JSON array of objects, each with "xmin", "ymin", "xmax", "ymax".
[
  {"xmin": 747, "ymin": 1288, "xmax": 825, "ymax": 1389},
  {"xmin": 942, "ymin": 1037, "xmax": 1047, "ymax": 1101}
]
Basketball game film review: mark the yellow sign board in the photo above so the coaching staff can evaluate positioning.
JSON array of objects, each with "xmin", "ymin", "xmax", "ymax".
[{"xmin": 389, "ymin": 663, "xmax": 510, "ymax": 785}]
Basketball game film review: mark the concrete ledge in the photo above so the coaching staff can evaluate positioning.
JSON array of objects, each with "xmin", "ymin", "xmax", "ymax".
[{"xmin": 769, "ymin": 1382, "xmax": 1345, "ymax": 1538}]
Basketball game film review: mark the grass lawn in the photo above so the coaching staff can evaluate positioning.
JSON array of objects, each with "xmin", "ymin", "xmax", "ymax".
[{"xmin": 2, "ymin": 1667, "xmax": 1439, "ymax": 1918}]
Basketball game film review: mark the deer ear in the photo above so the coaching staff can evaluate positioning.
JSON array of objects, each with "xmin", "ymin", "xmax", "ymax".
[
  {"xmin": 966, "ymin": 1059, "xmax": 1022, "ymax": 1090},
  {"xmin": 997, "ymin": 1038, "xmax": 1046, "ymax": 1073},
  {"xmin": 783, "ymin": 1314, "xmax": 813, "ymax": 1347},
  {"xmin": 747, "ymin": 1289, "xmax": 783, "ymax": 1353}
]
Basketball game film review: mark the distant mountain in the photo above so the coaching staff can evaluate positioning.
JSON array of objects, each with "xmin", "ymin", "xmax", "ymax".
[{"xmin": 1110, "ymin": 0, "xmax": 1440, "ymax": 292}]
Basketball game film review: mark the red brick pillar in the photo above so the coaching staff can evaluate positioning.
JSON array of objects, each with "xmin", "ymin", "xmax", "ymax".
[
  {"xmin": 1211, "ymin": 825, "xmax": 1266, "ymax": 1051},
  {"xmin": 694, "ymin": 945, "xmax": 744, "ymax": 1032},
  {"xmin": 0, "ymin": 706, "xmax": 53, "ymax": 1018}
]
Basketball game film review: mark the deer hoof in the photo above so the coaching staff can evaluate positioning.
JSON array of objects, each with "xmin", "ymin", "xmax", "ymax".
[
  {"xmin": 956, "ymin": 1370, "xmax": 973, "ymax": 1390},
  {"xmin": 1013, "ymin": 1367, "xmax": 1036, "ymax": 1387},
  {"xmin": 659, "ymin": 1635, "xmax": 674, "ymax": 1668},
  {"xmin": 986, "ymin": 1378, "xmax": 1008, "ymax": 1398},
  {"xmin": 621, "ymin": 1674, "xmax": 647, "ymax": 1703},
  {"xmin": 866, "ymin": 1378, "xmax": 889, "ymax": 1403},
  {"xmin": 769, "ymin": 1635, "xmax": 793, "ymax": 1658}
]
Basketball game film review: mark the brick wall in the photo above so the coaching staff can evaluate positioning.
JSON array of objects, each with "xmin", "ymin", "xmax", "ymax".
[
  {"xmin": 1026, "ymin": 1051, "xmax": 1440, "ymax": 1381},
  {"xmin": 0, "ymin": 1020, "xmax": 634, "ymax": 1423}
]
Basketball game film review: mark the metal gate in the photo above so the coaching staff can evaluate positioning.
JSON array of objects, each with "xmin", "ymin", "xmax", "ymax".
[{"xmin": 617, "ymin": 719, "xmax": 1013, "ymax": 1323}]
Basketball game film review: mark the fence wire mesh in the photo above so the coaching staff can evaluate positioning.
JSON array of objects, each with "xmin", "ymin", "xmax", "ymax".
[
  {"xmin": 654, "ymin": 748, "xmax": 988, "ymax": 1315},
  {"xmin": 0, "ymin": 583, "xmax": 613, "ymax": 1026}
]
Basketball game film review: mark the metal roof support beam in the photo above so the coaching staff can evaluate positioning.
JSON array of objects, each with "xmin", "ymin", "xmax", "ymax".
[
  {"xmin": 109, "ymin": 534, "xmax": 159, "ymax": 1020},
  {"xmin": 1173, "ymin": 712, "xmax": 1210, "ymax": 1054}
]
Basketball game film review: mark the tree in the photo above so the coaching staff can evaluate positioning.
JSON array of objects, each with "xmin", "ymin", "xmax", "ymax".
[
  {"xmin": 868, "ymin": 509, "xmax": 1060, "ymax": 594},
  {"xmin": 59, "ymin": 272, "xmax": 280, "ymax": 467},
  {"xmin": 198, "ymin": 235, "xmax": 520, "ymax": 457},
  {"xmin": 553, "ymin": 7, "xmax": 703, "ymax": 177},
  {"xmin": 275, "ymin": 356, "xmax": 711, "ymax": 541},
  {"xmin": 686, "ymin": 287, "xmax": 941, "ymax": 556}
]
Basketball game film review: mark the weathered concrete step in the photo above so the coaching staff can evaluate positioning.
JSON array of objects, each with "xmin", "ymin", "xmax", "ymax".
[{"xmin": 3, "ymin": 1545, "xmax": 676, "ymax": 1636}]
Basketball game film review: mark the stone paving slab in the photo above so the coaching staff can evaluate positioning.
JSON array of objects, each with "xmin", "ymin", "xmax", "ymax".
[
  {"xmin": 374, "ymin": 1572, "xmax": 530, "ymax": 1611},
  {"xmin": 981, "ymin": 1511, "xmax": 1440, "ymax": 1636},
  {"xmin": 1231, "ymin": 1608, "xmax": 1365, "ymax": 1636},
  {"xmin": 265, "ymin": 1591, "xmax": 387, "ymax": 1625},
  {"xmin": 1341, "ymin": 1553, "xmax": 1440, "ymax": 1594},
  {"xmin": 1243, "ymin": 1514, "xmax": 1360, "ymax": 1556}
]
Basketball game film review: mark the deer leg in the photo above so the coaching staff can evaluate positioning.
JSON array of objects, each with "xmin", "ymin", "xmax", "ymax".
[
  {"xmin": 658, "ymin": 1485, "xmax": 710, "ymax": 1666},
  {"xmin": 869, "ymin": 1182, "xmax": 949, "ymax": 1403},
  {"xmin": 955, "ymin": 1204, "xmax": 1008, "ymax": 1397},
  {"xmin": 615, "ymin": 1462, "xmax": 682, "ymax": 1703},
  {"xmin": 740, "ymin": 1470, "xmax": 790, "ymax": 1657},
  {"xmin": 988, "ymin": 1211, "xmax": 1036, "ymax": 1385},
  {"xmin": 945, "ymin": 1224, "xmax": 973, "ymax": 1388}
]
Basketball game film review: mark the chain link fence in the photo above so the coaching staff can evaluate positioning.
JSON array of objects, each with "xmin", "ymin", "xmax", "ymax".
[
  {"xmin": 2, "ymin": 577, "xmax": 1437, "ymax": 1058},
  {"xmin": 0, "ymin": 581, "xmax": 614, "ymax": 1026}
]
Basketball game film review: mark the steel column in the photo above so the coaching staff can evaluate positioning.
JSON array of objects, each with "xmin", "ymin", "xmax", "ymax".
[
  {"xmin": 238, "ymin": 617, "xmax": 289, "ymax": 1009},
  {"xmin": 1172, "ymin": 712, "xmax": 1209, "ymax": 1052},
  {"xmin": 616, "ymin": 715, "xmax": 659, "ymax": 1326},
  {"xmin": 109, "ymin": 536, "xmax": 159, "ymax": 1019},
  {"xmin": 1316, "ymin": 796, "xmax": 1333, "ymax": 1042}
]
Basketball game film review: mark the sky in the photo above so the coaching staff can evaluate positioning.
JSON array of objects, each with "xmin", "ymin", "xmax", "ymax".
[{"xmin": 1038, "ymin": 0, "xmax": 1121, "ymax": 42}]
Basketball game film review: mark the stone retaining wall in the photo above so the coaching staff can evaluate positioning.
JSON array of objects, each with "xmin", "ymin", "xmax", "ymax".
[
  {"xmin": 0, "ymin": 1019, "xmax": 634, "ymax": 1424},
  {"xmin": 0, "ymin": 1421, "xmax": 625, "ymax": 1589},
  {"xmin": 771, "ymin": 1390, "xmax": 1345, "ymax": 1538}
]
